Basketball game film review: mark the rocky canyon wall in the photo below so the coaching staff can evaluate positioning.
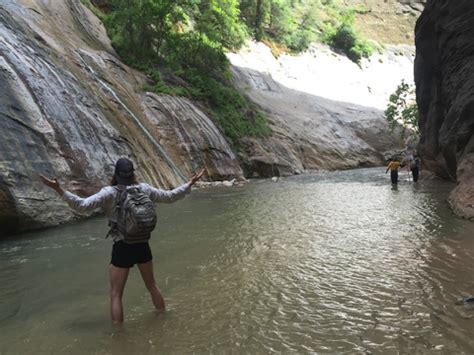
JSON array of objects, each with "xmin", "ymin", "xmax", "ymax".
[
  {"xmin": 0, "ymin": 0, "xmax": 407, "ymax": 235},
  {"xmin": 415, "ymin": 0, "xmax": 474, "ymax": 219},
  {"xmin": 0, "ymin": 0, "xmax": 242, "ymax": 235}
]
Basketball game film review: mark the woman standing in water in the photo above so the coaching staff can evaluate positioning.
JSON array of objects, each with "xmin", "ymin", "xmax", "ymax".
[{"xmin": 40, "ymin": 158, "xmax": 204, "ymax": 324}]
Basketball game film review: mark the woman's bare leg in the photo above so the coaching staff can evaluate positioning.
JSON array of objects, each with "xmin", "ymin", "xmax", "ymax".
[
  {"xmin": 137, "ymin": 261, "xmax": 165, "ymax": 312},
  {"xmin": 109, "ymin": 264, "xmax": 130, "ymax": 324}
]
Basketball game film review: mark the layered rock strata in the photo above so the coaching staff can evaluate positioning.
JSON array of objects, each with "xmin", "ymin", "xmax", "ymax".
[
  {"xmin": 0, "ymin": 0, "xmax": 407, "ymax": 234},
  {"xmin": 0, "ymin": 0, "xmax": 242, "ymax": 234}
]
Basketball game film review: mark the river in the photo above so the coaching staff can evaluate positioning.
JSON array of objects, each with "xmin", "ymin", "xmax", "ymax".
[{"xmin": 1, "ymin": 168, "xmax": 473, "ymax": 353}]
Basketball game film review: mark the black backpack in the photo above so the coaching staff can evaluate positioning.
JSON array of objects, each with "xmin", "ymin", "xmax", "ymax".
[{"xmin": 112, "ymin": 185, "xmax": 157, "ymax": 243}]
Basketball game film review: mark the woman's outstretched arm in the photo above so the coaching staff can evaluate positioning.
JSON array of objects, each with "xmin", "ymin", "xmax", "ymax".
[
  {"xmin": 40, "ymin": 175, "xmax": 113, "ymax": 213},
  {"xmin": 40, "ymin": 175, "xmax": 65, "ymax": 196},
  {"xmin": 144, "ymin": 169, "xmax": 205, "ymax": 203}
]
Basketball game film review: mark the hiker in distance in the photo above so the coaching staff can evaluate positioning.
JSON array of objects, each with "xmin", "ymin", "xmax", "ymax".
[
  {"xmin": 40, "ymin": 158, "xmax": 205, "ymax": 324},
  {"xmin": 385, "ymin": 158, "xmax": 402, "ymax": 185}
]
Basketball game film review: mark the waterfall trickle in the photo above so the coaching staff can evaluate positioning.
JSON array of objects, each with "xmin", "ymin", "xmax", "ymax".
[
  {"xmin": 75, "ymin": 50, "xmax": 186, "ymax": 182},
  {"xmin": 141, "ymin": 93, "xmax": 242, "ymax": 179}
]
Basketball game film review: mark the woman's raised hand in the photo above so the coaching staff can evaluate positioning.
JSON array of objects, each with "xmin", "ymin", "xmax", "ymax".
[
  {"xmin": 189, "ymin": 168, "xmax": 205, "ymax": 186},
  {"xmin": 39, "ymin": 174, "xmax": 65, "ymax": 195}
]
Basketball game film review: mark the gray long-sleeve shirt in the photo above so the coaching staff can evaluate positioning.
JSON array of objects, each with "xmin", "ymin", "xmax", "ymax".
[{"xmin": 62, "ymin": 182, "xmax": 191, "ymax": 241}]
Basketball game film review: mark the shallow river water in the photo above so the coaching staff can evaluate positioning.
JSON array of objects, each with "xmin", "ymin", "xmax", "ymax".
[{"xmin": 1, "ymin": 168, "xmax": 473, "ymax": 354}]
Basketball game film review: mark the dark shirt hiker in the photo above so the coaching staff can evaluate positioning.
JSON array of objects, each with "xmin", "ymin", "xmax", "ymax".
[
  {"xmin": 411, "ymin": 156, "xmax": 421, "ymax": 182},
  {"xmin": 40, "ymin": 158, "xmax": 204, "ymax": 324}
]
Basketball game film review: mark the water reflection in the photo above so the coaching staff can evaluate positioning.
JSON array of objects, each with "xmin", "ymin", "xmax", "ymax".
[{"xmin": 0, "ymin": 168, "xmax": 473, "ymax": 353}]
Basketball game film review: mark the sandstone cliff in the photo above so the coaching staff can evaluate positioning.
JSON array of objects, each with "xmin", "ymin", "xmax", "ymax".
[
  {"xmin": 415, "ymin": 0, "xmax": 474, "ymax": 219},
  {"xmin": 343, "ymin": 0, "xmax": 425, "ymax": 44},
  {"xmin": 228, "ymin": 42, "xmax": 408, "ymax": 176},
  {"xmin": 0, "ymin": 0, "xmax": 407, "ymax": 235},
  {"xmin": 0, "ymin": 0, "xmax": 242, "ymax": 234}
]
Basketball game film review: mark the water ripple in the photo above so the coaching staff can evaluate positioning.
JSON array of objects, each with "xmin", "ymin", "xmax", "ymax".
[{"xmin": 0, "ymin": 168, "xmax": 473, "ymax": 353}]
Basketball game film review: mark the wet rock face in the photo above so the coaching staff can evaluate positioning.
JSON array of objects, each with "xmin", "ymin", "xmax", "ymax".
[
  {"xmin": 0, "ymin": 180, "xmax": 19, "ymax": 237},
  {"xmin": 140, "ymin": 93, "xmax": 242, "ymax": 180},
  {"xmin": 415, "ymin": 0, "xmax": 474, "ymax": 219},
  {"xmin": 228, "ymin": 43, "xmax": 406, "ymax": 177},
  {"xmin": 0, "ymin": 1, "xmax": 407, "ymax": 235},
  {"xmin": 0, "ymin": 0, "xmax": 243, "ymax": 235}
]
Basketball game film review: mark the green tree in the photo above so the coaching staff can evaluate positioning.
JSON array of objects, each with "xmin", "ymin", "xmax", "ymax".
[
  {"xmin": 385, "ymin": 80, "xmax": 419, "ymax": 138},
  {"xmin": 321, "ymin": 5, "xmax": 373, "ymax": 63},
  {"xmin": 98, "ymin": 0, "xmax": 270, "ymax": 148},
  {"xmin": 240, "ymin": 0, "xmax": 318, "ymax": 52},
  {"xmin": 255, "ymin": 0, "xmax": 264, "ymax": 40},
  {"xmin": 104, "ymin": 0, "xmax": 189, "ymax": 61},
  {"xmin": 193, "ymin": 0, "xmax": 247, "ymax": 50},
  {"xmin": 239, "ymin": 0, "xmax": 267, "ymax": 40}
]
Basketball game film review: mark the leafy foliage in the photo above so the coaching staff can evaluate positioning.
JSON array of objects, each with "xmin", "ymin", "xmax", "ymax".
[
  {"xmin": 239, "ymin": 0, "xmax": 374, "ymax": 61},
  {"xmin": 91, "ymin": 0, "xmax": 378, "ymax": 148},
  {"xmin": 183, "ymin": 69, "xmax": 271, "ymax": 146},
  {"xmin": 193, "ymin": 0, "xmax": 248, "ymax": 50},
  {"xmin": 240, "ymin": 0, "xmax": 319, "ymax": 52},
  {"xmin": 320, "ymin": 2, "xmax": 374, "ymax": 63},
  {"xmin": 100, "ymin": 0, "xmax": 270, "ymax": 148},
  {"xmin": 385, "ymin": 80, "xmax": 419, "ymax": 138},
  {"xmin": 104, "ymin": 0, "xmax": 191, "ymax": 61}
]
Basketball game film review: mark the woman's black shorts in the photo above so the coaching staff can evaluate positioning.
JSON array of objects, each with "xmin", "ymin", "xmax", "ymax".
[{"xmin": 111, "ymin": 241, "xmax": 153, "ymax": 268}]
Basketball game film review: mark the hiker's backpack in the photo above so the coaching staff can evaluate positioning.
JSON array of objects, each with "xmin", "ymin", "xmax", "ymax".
[{"xmin": 113, "ymin": 185, "xmax": 157, "ymax": 243}]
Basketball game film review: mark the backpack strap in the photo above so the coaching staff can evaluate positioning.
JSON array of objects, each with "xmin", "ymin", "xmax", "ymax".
[{"xmin": 106, "ymin": 185, "xmax": 128, "ymax": 239}]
